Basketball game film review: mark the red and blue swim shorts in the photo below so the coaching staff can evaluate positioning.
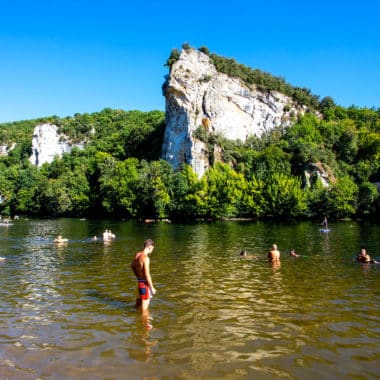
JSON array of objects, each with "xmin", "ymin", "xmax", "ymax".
[{"xmin": 138, "ymin": 280, "xmax": 150, "ymax": 300}]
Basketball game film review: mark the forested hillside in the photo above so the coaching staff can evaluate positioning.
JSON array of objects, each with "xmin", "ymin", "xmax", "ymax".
[{"xmin": 0, "ymin": 47, "xmax": 379, "ymax": 220}]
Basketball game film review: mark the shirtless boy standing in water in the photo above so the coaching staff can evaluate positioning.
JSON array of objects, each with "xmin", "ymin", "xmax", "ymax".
[
  {"xmin": 131, "ymin": 239, "xmax": 156, "ymax": 313},
  {"xmin": 267, "ymin": 244, "xmax": 281, "ymax": 264}
]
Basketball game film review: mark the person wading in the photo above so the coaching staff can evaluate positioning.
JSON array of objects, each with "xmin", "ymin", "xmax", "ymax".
[{"xmin": 131, "ymin": 239, "xmax": 157, "ymax": 314}]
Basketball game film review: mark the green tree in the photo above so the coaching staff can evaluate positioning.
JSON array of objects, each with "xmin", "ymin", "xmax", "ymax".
[
  {"xmin": 254, "ymin": 145, "xmax": 291, "ymax": 178},
  {"xmin": 240, "ymin": 176, "xmax": 267, "ymax": 217},
  {"xmin": 305, "ymin": 178, "xmax": 329, "ymax": 218},
  {"xmin": 284, "ymin": 114, "xmax": 326, "ymax": 175},
  {"xmin": 333, "ymin": 120, "xmax": 358, "ymax": 163},
  {"xmin": 10, "ymin": 164, "xmax": 42, "ymax": 215},
  {"xmin": 202, "ymin": 163, "xmax": 245, "ymax": 218},
  {"xmin": 165, "ymin": 48, "xmax": 180, "ymax": 68},
  {"xmin": 0, "ymin": 164, "xmax": 14, "ymax": 215},
  {"xmin": 169, "ymin": 164, "xmax": 208, "ymax": 219},
  {"xmin": 38, "ymin": 167, "xmax": 90, "ymax": 216},
  {"xmin": 62, "ymin": 169, "xmax": 91, "ymax": 215},
  {"xmin": 357, "ymin": 182, "xmax": 378, "ymax": 216},
  {"xmin": 40, "ymin": 178, "xmax": 73, "ymax": 216},
  {"xmin": 136, "ymin": 160, "xmax": 173, "ymax": 219},
  {"xmin": 264, "ymin": 173, "xmax": 307, "ymax": 218},
  {"xmin": 326, "ymin": 176, "xmax": 359, "ymax": 218},
  {"xmin": 98, "ymin": 158, "xmax": 139, "ymax": 217}
]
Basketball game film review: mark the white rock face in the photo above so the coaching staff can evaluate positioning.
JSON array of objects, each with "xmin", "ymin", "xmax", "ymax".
[
  {"xmin": 0, "ymin": 143, "xmax": 16, "ymax": 157},
  {"xmin": 162, "ymin": 48, "xmax": 301, "ymax": 177},
  {"xmin": 29, "ymin": 123, "xmax": 75, "ymax": 166},
  {"xmin": 304, "ymin": 162, "xmax": 331, "ymax": 188},
  {"xmin": 0, "ymin": 145, "xmax": 8, "ymax": 156}
]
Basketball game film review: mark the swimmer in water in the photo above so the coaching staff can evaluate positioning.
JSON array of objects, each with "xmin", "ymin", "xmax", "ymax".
[
  {"xmin": 54, "ymin": 235, "xmax": 68, "ymax": 243},
  {"xmin": 267, "ymin": 244, "xmax": 281, "ymax": 266},
  {"xmin": 356, "ymin": 248, "xmax": 379, "ymax": 264},
  {"xmin": 239, "ymin": 250, "xmax": 256, "ymax": 259}
]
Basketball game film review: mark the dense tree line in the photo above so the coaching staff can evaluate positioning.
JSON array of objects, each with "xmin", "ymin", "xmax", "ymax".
[{"xmin": 0, "ymin": 103, "xmax": 379, "ymax": 220}]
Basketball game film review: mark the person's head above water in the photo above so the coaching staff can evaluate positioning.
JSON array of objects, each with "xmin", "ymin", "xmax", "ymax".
[
  {"xmin": 144, "ymin": 239, "xmax": 154, "ymax": 248},
  {"xmin": 240, "ymin": 250, "xmax": 247, "ymax": 256}
]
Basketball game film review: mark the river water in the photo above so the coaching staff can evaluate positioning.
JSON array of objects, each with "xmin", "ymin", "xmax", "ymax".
[{"xmin": 0, "ymin": 218, "xmax": 379, "ymax": 379}]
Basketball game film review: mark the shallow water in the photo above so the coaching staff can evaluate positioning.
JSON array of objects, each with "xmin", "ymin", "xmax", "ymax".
[{"xmin": 0, "ymin": 218, "xmax": 379, "ymax": 379}]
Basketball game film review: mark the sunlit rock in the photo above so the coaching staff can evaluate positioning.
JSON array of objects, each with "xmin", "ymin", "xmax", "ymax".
[
  {"xmin": 162, "ymin": 48, "xmax": 303, "ymax": 177},
  {"xmin": 304, "ymin": 162, "xmax": 334, "ymax": 188},
  {"xmin": 0, "ymin": 143, "xmax": 16, "ymax": 157},
  {"xmin": 29, "ymin": 123, "xmax": 82, "ymax": 166}
]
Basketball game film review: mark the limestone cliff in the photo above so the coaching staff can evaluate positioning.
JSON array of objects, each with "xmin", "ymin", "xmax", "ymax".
[
  {"xmin": 162, "ymin": 48, "xmax": 304, "ymax": 178},
  {"xmin": 29, "ymin": 123, "xmax": 82, "ymax": 166},
  {"xmin": 0, "ymin": 143, "xmax": 16, "ymax": 157}
]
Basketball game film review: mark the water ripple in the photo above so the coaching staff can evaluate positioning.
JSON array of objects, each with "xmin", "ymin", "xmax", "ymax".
[{"xmin": 0, "ymin": 219, "xmax": 379, "ymax": 379}]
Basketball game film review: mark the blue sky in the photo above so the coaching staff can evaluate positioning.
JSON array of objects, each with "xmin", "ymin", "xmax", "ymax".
[{"xmin": 0, "ymin": 0, "xmax": 379, "ymax": 123}]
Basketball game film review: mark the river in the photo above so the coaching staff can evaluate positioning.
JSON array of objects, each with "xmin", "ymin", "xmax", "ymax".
[{"xmin": 0, "ymin": 218, "xmax": 379, "ymax": 379}]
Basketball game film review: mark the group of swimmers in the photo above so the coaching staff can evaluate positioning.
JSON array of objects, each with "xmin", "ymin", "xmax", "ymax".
[
  {"xmin": 240, "ymin": 244, "xmax": 378, "ymax": 265},
  {"xmin": 240, "ymin": 244, "xmax": 298, "ymax": 261},
  {"xmin": 53, "ymin": 229, "xmax": 116, "ymax": 244}
]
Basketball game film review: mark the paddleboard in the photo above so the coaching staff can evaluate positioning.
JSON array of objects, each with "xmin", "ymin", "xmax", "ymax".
[{"xmin": 319, "ymin": 228, "xmax": 330, "ymax": 233}]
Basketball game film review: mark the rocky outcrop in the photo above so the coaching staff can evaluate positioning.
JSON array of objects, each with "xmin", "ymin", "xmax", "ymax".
[
  {"xmin": 0, "ymin": 143, "xmax": 16, "ymax": 157},
  {"xmin": 29, "ymin": 123, "xmax": 83, "ymax": 166},
  {"xmin": 162, "ymin": 48, "xmax": 303, "ymax": 177},
  {"xmin": 304, "ymin": 162, "xmax": 334, "ymax": 188}
]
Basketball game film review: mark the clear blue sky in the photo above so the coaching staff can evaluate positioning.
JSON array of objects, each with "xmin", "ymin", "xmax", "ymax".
[{"xmin": 0, "ymin": 0, "xmax": 379, "ymax": 123}]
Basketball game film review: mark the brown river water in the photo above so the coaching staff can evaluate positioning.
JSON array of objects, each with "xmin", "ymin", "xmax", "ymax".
[{"xmin": 0, "ymin": 218, "xmax": 379, "ymax": 379}]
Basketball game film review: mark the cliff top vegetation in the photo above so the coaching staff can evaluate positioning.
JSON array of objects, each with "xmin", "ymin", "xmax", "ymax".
[{"xmin": 165, "ymin": 44, "xmax": 342, "ymax": 113}]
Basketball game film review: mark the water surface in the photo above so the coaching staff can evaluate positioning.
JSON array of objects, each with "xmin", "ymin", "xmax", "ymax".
[{"xmin": 0, "ymin": 218, "xmax": 379, "ymax": 379}]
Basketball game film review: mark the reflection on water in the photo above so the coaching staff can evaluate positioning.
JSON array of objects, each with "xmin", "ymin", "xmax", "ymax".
[{"xmin": 0, "ymin": 218, "xmax": 379, "ymax": 379}]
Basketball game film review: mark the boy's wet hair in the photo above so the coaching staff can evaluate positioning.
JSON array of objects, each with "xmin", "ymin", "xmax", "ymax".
[{"xmin": 144, "ymin": 239, "xmax": 155, "ymax": 248}]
